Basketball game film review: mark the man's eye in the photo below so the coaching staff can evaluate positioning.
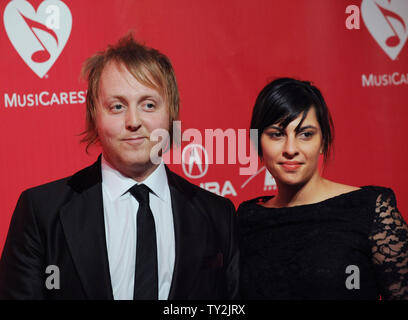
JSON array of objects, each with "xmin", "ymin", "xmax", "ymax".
[
  {"xmin": 145, "ymin": 103, "xmax": 155, "ymax": 110},
  {"xmin": 111, "ymin": 104, "xmax": 123, "ymax": 111}
]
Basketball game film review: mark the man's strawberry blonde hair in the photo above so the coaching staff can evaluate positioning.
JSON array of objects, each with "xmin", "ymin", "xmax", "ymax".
[{"xmin": 80, "ymin": 33, "xmax": 180, "ymax": 152}]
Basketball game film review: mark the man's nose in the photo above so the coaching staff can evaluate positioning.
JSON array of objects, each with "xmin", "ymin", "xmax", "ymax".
[{"xmin": 125, "ymin": 108, "xmax": 142, "ymax": 131}]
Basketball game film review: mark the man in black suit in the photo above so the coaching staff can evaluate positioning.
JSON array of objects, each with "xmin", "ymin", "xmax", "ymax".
[{"xmin": 0, "ymin": 35, "xmax": 239, "ymax": 300}]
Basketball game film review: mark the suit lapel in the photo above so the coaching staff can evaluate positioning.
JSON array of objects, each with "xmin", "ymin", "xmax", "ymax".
[
  {"xmin": 166, "ymin": 168, "xmax": 208, "ymax": 300},
  {"xmin": 59, "ymin": 161, "xmax": 207, "ymax": 300},
  {"xmin": 59, "ymin": 158, "xmax": 113, "ymax": 300}
]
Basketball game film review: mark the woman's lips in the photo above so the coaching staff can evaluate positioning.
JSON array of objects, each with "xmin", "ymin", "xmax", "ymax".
[{"xmin": 280, "ymin": 162, "xmax": 302, "ymax": 171}]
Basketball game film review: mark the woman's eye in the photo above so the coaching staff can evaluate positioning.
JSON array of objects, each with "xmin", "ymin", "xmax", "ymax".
[
  {"xmin": 267, "ymin": 132, "xmax": 284, "ymax": 138},
  {"xmin": 300, "ymin": 131, "xmax": 314, "ymax": 138}
]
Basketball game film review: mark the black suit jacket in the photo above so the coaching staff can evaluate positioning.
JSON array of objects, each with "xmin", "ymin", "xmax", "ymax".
[{"xmin": 0, "ymin": 158, "xmax": 239, "ymax": 300}]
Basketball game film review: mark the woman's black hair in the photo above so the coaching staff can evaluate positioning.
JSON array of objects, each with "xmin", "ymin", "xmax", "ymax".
[{"xmin": 250, "ymin": 77, "xmax": 334, "ymax": 163}]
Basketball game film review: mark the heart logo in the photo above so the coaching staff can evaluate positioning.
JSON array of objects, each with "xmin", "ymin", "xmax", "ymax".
[
  {"xmin": 361, "ymin": 0, "xmax": 408, "ymax": 60},
  {"xmin": 3, "ymin": 0, "xmax": 72, "ymax": 78}
]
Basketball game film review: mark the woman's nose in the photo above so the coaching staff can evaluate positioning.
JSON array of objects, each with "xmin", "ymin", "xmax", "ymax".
[{"xmin": 282, "ymin": 136, "xmax": 299, "ymax": 158}]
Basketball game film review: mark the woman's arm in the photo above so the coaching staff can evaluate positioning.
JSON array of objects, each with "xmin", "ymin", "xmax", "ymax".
[{"xmin": 369, "ymin": 189, "xmax": 408, "ymax": 300}]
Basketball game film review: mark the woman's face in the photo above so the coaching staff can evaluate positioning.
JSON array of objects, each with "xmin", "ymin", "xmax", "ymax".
[{"xmin": 260, "ymin": 107, "xmax": 323, "ymax": 187}]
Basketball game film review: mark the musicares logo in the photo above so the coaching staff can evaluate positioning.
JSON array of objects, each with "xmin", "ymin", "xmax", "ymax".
[
  {"xmin": 3, "ymin": 0, "xmax": 72, "ymax": 78},
  {"xmin": 361, "ymin": 0, "xmax": 408, "ymax": 60}
]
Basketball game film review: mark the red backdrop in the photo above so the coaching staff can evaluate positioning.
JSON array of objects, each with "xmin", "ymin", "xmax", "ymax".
[{"xmin": 1, "ymin": 0, "xmax": 407, "ymax": 254}]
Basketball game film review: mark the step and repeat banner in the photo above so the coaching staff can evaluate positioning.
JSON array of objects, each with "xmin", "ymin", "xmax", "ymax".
[{"xmin": 1, "ymin": 0, "xmax": 407, "ymax": 253}]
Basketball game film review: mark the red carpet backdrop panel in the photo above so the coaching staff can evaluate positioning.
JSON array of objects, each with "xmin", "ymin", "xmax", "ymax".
[{"xmin": 1, "ymin": 0, "xmax": 407, "ymax": 252}]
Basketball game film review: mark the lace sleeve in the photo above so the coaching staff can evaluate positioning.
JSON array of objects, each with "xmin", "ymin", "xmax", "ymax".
[{"xmin": 369, "ymin": 190, "xmax": 408, "ymax": 300}]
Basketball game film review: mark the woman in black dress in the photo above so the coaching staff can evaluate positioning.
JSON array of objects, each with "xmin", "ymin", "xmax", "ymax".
[{"xmin": 238, "ymin": 78, "xmax": 408, "ymax": 299}]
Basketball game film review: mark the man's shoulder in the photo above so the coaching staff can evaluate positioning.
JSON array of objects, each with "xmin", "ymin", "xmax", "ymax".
[{"xmin": 22, "ymin": 160, "xmax": 100, "ymax": 200}]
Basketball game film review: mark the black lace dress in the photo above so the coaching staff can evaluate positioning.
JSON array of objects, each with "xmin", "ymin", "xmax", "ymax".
[{"xmin": 237, "ymin": 186, "xmax": 408, "ymax": 300}]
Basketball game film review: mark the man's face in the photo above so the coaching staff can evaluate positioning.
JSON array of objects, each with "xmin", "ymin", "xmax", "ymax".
[{"xmin": 95, "ymin": 61, "xmax": 170, "ymax": 179}]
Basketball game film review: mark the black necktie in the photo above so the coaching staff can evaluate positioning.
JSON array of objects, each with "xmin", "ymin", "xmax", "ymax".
[{"xmin": 129, "ymin": 184, "xmax": 158, "ymax": 300}]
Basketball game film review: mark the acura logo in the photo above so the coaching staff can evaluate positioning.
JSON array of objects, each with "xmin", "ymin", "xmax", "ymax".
[{"xmin": 182, "ymin": 144, "xmax": 209, "ymax": 179}]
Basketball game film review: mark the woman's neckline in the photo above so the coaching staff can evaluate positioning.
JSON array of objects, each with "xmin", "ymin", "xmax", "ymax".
[{"xmin": 255, "ymin": 186, "xmax": 366, "ymax": 210}]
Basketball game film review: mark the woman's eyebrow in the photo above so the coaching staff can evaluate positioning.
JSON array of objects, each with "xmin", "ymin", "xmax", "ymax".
[
  {"xmin": 265, "ymin": 125, "xmax": 284, "ymax": 131},
  {"xmin": 295, "ymin": 125, "xmax": 318, "ymax": 132}
]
